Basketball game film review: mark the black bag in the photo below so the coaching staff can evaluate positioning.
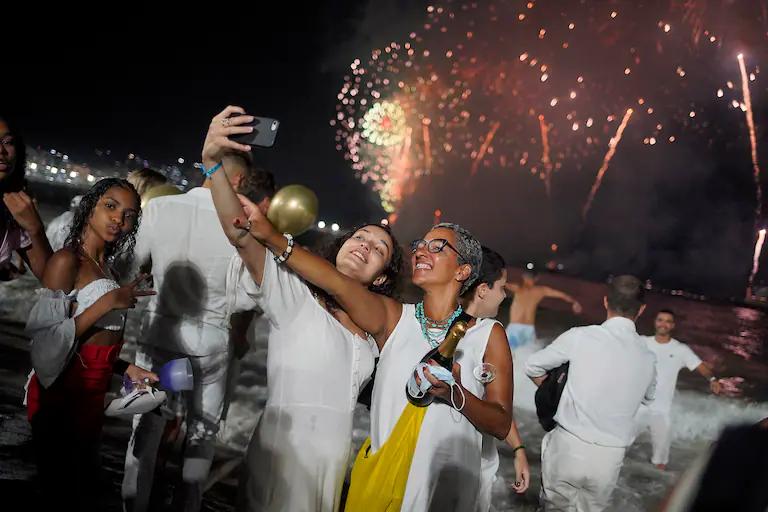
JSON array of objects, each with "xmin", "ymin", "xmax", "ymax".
[
  {"xmin": 357, "ymin": 358, "xmax": 378, "ymax": 409},
  {"xmin": 534, "ymin": 362, "xmax": 569, "ymax": 431}
]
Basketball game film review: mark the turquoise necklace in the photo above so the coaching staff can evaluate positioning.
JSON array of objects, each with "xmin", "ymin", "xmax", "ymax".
[{"xmin": 415, "ymin": 301, "xmax": 463, "ymax": 348}]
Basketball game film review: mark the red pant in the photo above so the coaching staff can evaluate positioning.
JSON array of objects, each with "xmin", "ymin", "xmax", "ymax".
[
  {"xmin": 27, "ymin": 343, "xmax": 122, "ymax": 509},
  {"xmin": 27, "ymin": 343, "xmax": 121, "ymax": 439}
]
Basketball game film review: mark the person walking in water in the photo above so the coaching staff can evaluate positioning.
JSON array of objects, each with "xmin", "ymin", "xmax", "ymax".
[
  {"xmin": 526, "ymin": 275, "xmax": 656, "ymax": 512},
  {"xmin": 635, "ymin": 309, "xmax": 722, "ymax": 470},
  {"xmin": 505, "ymin": 271, "xmax": 582, "ymax": 349}
]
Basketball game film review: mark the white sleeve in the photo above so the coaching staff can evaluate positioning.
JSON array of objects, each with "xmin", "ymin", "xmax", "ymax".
[
  {"xmin": 133, "ymin": 202, "xmax": 153, "ymax": 270},
  {"xmin": 226, "ymin": 254, "xmax": 261, "ymax": 314},
  {"xmin": 681, "ymin": 344, "xmax": 703, "ymax": 372},
  {"xmin": 525, "ymin": 328, "xmax": 578, "ymax": 378},
  {"xmin": 226, "ymin": 247, "xmax": 311, "ymax": 328},
  {"xmin": 45, "ymin": 212, "xmax": 73, "ymax": 252},
  {"xmin": 642, "ymin": 356, "xmax": 657, "ymax": 405},
  {"xmin": 25, "ymin": 289, "xmax": 77, "ymax": 388}
]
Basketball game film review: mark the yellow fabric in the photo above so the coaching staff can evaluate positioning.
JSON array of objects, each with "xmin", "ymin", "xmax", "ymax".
[{"xmin": 345, "ymin": 403, "xmax": 427, "ymax": 511}]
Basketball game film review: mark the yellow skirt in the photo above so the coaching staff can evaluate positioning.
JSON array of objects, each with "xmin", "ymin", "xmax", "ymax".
[{"xmin": 344, "ymin": 403, "xmax": 427, "ymax": 511}]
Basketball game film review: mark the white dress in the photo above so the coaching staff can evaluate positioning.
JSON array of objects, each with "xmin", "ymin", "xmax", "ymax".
[
  {"xmin": 477, "ymin": 434, "xmax": 500, "ymax": 512},
  {"xmin": 230, "ymin": 250, "xmax": 376, "ymax": 512},
  {"xmin": 370, "ymin": 304, "xmax": 496, "ymax": 511}
]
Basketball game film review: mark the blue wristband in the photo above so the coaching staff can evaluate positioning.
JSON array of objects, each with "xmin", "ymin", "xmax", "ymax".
[{"xmin": 202, "ymin": 162, "xmax": 223, "ymax": 177}]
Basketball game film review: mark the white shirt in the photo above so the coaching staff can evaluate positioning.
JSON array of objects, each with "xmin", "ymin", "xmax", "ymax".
[
  {"xmin": 45, "ymin": 211, "xmax": 74, "ymax": 252},
  {"xmin": 642, "ymin": 336, "xmax": 702, "ymax": 414},
  {"xmin": 229, "ymin": 250, "xmax": 376, "ymax": 511},
  {"xmin": 371, "ymin": 305, "xmax": 496, "ymax": 510},
  {"xmin": 526, "ymin": 317, "xmax": 657, "ymax": 447},
  {"xmin": 133, "ymin": 187, "xmax": 236, "ymax": 356}
]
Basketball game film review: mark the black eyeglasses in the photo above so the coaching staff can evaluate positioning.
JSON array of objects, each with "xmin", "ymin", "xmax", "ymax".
[{"xmin": 410, "ymin": 238, "xmax": 465, "ymax": 262}]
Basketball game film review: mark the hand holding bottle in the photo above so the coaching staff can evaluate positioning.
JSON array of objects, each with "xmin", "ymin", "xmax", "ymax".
[{"xmin": 421, "ymin": 361, "xmax": 463, "ymax": 401}]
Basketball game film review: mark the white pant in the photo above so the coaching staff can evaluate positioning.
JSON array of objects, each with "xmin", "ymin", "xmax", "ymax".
[
  {"xmin": 540, "ymin": 427, "xmax": 625, "ymax": 512},
  {"xmin": 122, "ymin": 345, "xmax": 231, "ymax": 512},
  {"xmin": 635, "ymin": 407, "xmax": 672, "ymax": 465}
]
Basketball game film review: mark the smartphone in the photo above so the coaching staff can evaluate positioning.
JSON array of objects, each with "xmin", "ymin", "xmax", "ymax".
[{"xmin": 230, "ymin": 114, "xmax": 280, "ymax": 148}]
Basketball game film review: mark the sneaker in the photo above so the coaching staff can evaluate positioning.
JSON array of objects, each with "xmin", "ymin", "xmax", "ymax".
[{"xmin": 105, "ymin": 387, "xmax": 167, "ymax": 416}]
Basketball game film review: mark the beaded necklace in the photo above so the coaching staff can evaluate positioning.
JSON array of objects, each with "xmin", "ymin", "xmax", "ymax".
[{"xmin": 414, "ymin": 301, "xmax": 463, "ymax": 348}]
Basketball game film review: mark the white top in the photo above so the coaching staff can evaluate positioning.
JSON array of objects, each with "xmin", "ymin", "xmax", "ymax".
[
  {"xmin": 73, "ymin": 278, "xmax": 126, "ymax": 331},
  {"xmin": 230, "ymin": 250, "xmax": 376, "ymax": 512},
  {"xmin": 641, "ymin": 336, "xmax": 702, "ymax": 414},
  {"xmin": 477, "ymin": 434, "xmax": 500, "ymax": 512},
  {"xmin": 45, "ymin": 210, "xmax": 74, "ymax": 252},
  {"xmin": 525, "ymin": 317, "xmax": 657, "ymax": 447},
  {"xmin": 133, "ymin": 188, "xmax": 236, "ymax": 356},
  {"xmin": 371, "ymin": 304, "xmax": 496, "ymax": 510}
]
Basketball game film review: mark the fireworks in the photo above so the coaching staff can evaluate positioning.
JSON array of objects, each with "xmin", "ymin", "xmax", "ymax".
[
  {"xmin": 582, "ymin": 109, "xmax": 634, "ymax": 221},
  {"xmin": 538, "ymin": 114, "xmax": 553, "ymax": 197},
  {"xmin": 747, "ymin": 228, "xmax": 767, "ymax": 298},
  {"xmin": 333, "ymin": 0, "xmax": 767, "ymax": 217},
  {"xmin": 737, "ymin": 53, "xmax": 763, "ymax": 223},
  {"xmin": 471, "ymin": 122, "xmax": 501, "ymax": 176},
  {"xmin": 361, "ymin": 101, "xmax": 408, "ymax": 147}
]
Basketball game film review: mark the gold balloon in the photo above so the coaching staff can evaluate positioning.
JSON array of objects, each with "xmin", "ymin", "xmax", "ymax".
[
  {"xmin": 141, "ymin": 184, "xmax": 183, "ymax": 208},
  {"xmin": 267, "ymin": 185, "xmax": 319, "ymax": 236}
]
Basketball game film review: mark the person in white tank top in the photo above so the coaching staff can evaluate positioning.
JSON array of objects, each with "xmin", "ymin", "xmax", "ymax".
[
  {"xmin": 206, "ymin": 120, "xmax": 516, "ymax": 508},
  {"xmin": 461, "ymin": 247, "xmax": 530, "ymax": 511}
]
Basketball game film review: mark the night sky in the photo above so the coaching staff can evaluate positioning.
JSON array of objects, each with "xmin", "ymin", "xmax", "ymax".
[{"xmin": 7, "ymin": 1, "xmax": 768, "ymax": 299}]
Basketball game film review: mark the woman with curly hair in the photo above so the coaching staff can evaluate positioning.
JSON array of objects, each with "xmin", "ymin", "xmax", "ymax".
[
  {"xmin": 24, "ymin": 177, "xmax": 158, "ymax": 507},
  {"xmin": 0, "ymin": 114, "xmax": 52, "ymax": 281},
  {"xmin": 202, "ymin": 107, "xmax": 406, "ymax": 511}
]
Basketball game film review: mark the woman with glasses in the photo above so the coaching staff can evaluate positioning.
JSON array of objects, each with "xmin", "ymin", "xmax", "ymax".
[
  {"xmin": 0, "ymin": 115, "xmax": 52, "ymax": 281},
  {"xmin": 203, "ymin": 108, "xmax": 515, "ymax": 510}
]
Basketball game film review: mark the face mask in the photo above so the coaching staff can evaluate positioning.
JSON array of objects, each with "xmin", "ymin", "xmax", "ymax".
[{"xmin": 406, "ymin": 362, "xmax": 466, "ymax": 411}]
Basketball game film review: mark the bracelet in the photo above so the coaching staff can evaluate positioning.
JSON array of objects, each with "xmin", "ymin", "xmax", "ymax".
[
  {"xmin": 511, "ymin": 445, "xmax": 525, "ymax": 454},
  {"xmin": 201, "ymin": 162, "xmax": 223, "ymax": 178},
  {"xmin": 709, "ymin": 376, "xmax": 717, "ymax": 383},
  {"xmin": 274, "ymin": 233, "xmax": 294, "ymax": 264}
]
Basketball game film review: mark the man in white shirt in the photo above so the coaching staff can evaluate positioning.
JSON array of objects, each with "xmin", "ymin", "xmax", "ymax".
[
  {"xmin": 526, "ymin": 275, "xmax": 657, "ymax": 512},
  {"xmin": 635, "ymin": 309, "xmax": 721, "ymax": 470},
  {"xmin": 121, "ymin": 153, "xmax": 275, "ymax": 512},
  {"xmin": 45, "ymin": 195, "xmax": 81, "ymax": 251}
]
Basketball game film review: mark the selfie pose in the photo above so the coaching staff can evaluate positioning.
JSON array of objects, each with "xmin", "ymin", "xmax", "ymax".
[
  {"xmin": 201, "ymin": 108, "xmax": 514, "ymax": 509},
  {"xmin": 202, "ymin": 106, "xmax": 405, "ymax": 511}
]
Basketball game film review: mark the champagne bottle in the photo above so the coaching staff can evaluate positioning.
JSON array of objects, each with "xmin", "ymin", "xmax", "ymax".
[{"xmin": 406, "ymin": 311, "xmax": 473, "ymax": 407}]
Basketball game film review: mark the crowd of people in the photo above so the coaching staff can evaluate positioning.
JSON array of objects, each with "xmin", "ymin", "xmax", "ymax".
[{"xmin": 1, "ymin": 109, "xmax": 766, "ymax": 512}]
